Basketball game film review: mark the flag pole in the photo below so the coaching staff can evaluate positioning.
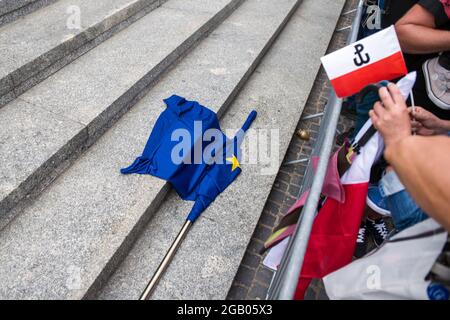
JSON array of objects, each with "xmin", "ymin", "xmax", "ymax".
[
  {"xmin": 139, "ymin": 220, "xmax": 192, "ymax": 300},
  {"xmin": 138, "ymin": 110, "xmax": 257, "ymax": 300}
]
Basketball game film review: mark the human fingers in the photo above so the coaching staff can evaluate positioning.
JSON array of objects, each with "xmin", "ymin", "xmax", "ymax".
[
  {"xmin": 373, "ymin": 101, "xmax": 385, "ymax": 117},
  {"xmin": 378, "ymin": 86, "xmax": 394, "ymax": 109},
  {"xmin": 369, "ymin": 109, "xmax": 379, "ymax": 127},
  {"xmin": 387, "ymin": 83, "xmax": 405, "ymax": 106}
]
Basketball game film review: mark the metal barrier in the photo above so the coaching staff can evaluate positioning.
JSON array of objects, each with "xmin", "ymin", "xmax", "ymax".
[{"xmin": 267, "ymin": 0, "xmax": 365, "ymax": 300}]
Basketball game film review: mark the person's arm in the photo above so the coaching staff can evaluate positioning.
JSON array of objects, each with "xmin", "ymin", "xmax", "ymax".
[
  {"xmin": 395, "ymin": 4, "xmax": 450, "ymax": 54},
  {"xmin": 385, "ymin": 136, "xmax": 450, "ymax": 231},
  {"xmin": 369, "ymin": 84, "xmax": 450, "ymax": 231}
]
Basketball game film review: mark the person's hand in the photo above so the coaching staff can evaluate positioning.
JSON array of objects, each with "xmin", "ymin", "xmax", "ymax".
[
  {"xmin": 409, "ymin": 106, "xmax": 447, "ymax": 136},
  {"xmin": 369, "ymin": 83, "xmax": 412, "ymax": 149}
]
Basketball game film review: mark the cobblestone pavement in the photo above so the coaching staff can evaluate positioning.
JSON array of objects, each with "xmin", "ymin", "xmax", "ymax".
[{"xmin": 226, "ymin": 0, "xmax": 359, "ymax": 300}]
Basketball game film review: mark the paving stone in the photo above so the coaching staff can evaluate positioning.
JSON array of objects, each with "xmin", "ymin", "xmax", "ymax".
[
  {"xmin": 288, "ymin": 184, "xmax": 301, "ymax": 198},
  {"xmin": 240, "ymin": 252, "xmax": 261, "ymax": 270},
  {"xmin": 264, "ymin": 201, "xmax": 280, "ymax": 216},
  {"xmin": 258, "ymin": 213, "xmax": 276, "ymax": 227},
  {"xmin": 232, "ymin": 266, "xmax": 256, "ymax": 288},
  {"xmin": 253, "ymin": 225, "xmax": 273, "ymax": 242},
  {"xmin": 247, "ymin": 239, "xmax": 266, "ymax": 255},
  {"xmin": 269, "ymin": 189, "xmax": 287, "ymax": 205},
  {"xmin": 254, "ymin": 267, "xmax": 273, "ymax": 285},
  {"xmin": 247, "ymin": 282, "xmax": 268, "ymax": 300},
  {"xmin": 227, "ymin": 285, "xmax": 248, "ymax": 300},
  {"xmin": 274, "ymin": 180, "xmax": 289, "ymax": 192}
]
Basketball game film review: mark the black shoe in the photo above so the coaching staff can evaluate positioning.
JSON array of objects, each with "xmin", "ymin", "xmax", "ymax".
[
  {"xmin": 366, "ymin": 218, "xmax": 389, "ymax": 247},
  {"xmin": 354, "ymin": 222, "xmax": 368, "ymax": 259}
]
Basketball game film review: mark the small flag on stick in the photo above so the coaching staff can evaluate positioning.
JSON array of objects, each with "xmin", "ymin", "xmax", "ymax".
[{"xmin": 321, "ymin": 26, "xmax": 408, "ymax": 98}]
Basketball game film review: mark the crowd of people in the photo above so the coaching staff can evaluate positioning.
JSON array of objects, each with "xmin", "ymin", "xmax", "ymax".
[
  {"xmin": 325, "ymin": 0, "xmax": 450, "ymax": 299},
  {"xmin": 350, "ymin": 0, "xmax": 450, "ymax": 258}
]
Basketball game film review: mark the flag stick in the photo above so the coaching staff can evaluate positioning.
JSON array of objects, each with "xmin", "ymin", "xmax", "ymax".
[
  {"xmin": 139, "ymin": 220, "xmax": 193, "ymax": 300},
  {"xmin": 410, "ymin": 89, "xmax": 417, "ymax": 136}
]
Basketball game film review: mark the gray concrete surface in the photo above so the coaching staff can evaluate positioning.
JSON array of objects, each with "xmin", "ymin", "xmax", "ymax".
[
  {"xmin": 0, "ymin": 0, "xmax": 301, "ymax": 300},
  {"xmin": 0, "ymin": 0, "xmax": 241, "ymax": 224},
  {"xmin": 0, "ymin": 0, "xmax": 59, "ymax": 28},
  {"xmin": 0, "ymin": 0, "xmax": 39, "ymax": 14},
  {"xmin": 98, "ymin": 0, "xmax": 345, "ymax": 300},
  {"xmin": 0, "ymin": 0, "xmax": 167, "ymax": 106}
]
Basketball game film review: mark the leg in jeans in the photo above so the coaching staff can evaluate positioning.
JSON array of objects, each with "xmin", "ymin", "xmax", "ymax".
[{"xmin": 379, "ymin": 170, "xmax": 429, "ymax": 232}]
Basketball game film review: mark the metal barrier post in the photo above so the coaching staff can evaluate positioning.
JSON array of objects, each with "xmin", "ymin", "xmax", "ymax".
[{"xmin": 267, "ymin": 0, "xmax": 365, "ymax": 300}]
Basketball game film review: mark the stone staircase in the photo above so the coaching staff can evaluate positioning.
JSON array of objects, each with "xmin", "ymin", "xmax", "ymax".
[
  {"xmin": 0, "ymin": 0, "xmax": 170, "ymax": 107},
  {"xmin": 0, "ymin": 0, "xmax": 58, "ymax": 27},
  {"xmin": 0, "ymin": 0, "xmax": 345, "ymax": 299}
]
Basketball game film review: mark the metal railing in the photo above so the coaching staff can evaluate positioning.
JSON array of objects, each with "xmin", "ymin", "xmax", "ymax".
[{"xmin": 267, "ymin": 0, "xmax": 365, "ymax": 300}]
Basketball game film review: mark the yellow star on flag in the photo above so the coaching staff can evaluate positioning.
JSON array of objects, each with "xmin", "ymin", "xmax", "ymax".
[{"xmin": 226, "ymin": 155, "xmax": 241, "ymax": 172}]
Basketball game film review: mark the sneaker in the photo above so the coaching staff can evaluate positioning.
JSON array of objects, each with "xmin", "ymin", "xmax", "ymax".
[
  {"xmin": 367, "ymin": 184, "xmax": 391, "ymax": 216},
  {"xmin": 423, "ymin": 56, "xmax": 450, "ymax": 110},
  {"xmin": 366, "ymin": 218, "xmax": 389, "ymax": 247},
  {"xmin": 354, "ymin": 222, "xmax": 368, "ymax": 258}
]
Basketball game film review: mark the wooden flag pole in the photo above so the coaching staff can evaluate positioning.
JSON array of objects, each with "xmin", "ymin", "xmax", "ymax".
[{"xmin": 140, "ymin": 220, "xmax": 193, "ymax": 300}]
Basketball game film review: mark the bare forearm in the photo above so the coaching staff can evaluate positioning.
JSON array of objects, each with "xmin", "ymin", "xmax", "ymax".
[
  {"xmin": 395, "ymin": 24, "xmax": 450, "ymax": 54},
  {"xmin": 385, "ymin": 136, "xmax": 450, "ymax": 231}
]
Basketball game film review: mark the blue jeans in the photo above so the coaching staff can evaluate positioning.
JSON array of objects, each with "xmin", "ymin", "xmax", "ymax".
[{"xmin": 379, "ymin": 171, "xmax": 428, "ymax": 232}]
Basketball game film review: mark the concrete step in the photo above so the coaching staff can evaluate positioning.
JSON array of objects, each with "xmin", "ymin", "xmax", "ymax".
[
  {"xmin": 0, "ymin": 0, "xmax": 58, "ymax": 27},
  {"xmin": 0, "ymin": 0, "xmax": 168, "ymax": 107},
  {"xmin": 0, "ymin": 0, "xmax": 304, "ymax": 300},
  {"xmin": 98, "ymin": 0, "xmax": 346, "ymax": 300},
  {"xmin": 0, "ymin": 0, "xmax": 243, "ymax": 225}
]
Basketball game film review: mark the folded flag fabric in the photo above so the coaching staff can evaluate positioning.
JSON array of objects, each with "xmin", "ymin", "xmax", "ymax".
[
  {"xmin": 121, "ymin": 95, "xmax": 257, "ymax": 222},
  {"xmin": 321, "ymin": 25, "xmax": 408, "ymax": 98}
]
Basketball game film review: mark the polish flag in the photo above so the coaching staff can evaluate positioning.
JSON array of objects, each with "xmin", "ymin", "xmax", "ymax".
[{"xmin": 321, "ymin": 26, "xmax": 408, "ymax": 98}]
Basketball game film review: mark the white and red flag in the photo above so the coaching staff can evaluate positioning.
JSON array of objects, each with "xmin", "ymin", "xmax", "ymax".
[{"xmin": 321, "ymin": 26, "xmax": 408, "ymax": 98}]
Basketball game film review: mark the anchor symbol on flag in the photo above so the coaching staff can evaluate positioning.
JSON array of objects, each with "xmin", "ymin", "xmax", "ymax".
[
  {"xmin": 353, "ymin": 44, "xmax": 370, "ymax": 67},
  {"xmin": 320, "ymin": 26, "xmax": 408, "ymax": 98}
]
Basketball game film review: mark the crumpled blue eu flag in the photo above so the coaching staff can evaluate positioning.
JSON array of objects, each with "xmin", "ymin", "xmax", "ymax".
[{"xmin": 121, "ymin": 95, "xmax": 257, "ymax": 223}]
